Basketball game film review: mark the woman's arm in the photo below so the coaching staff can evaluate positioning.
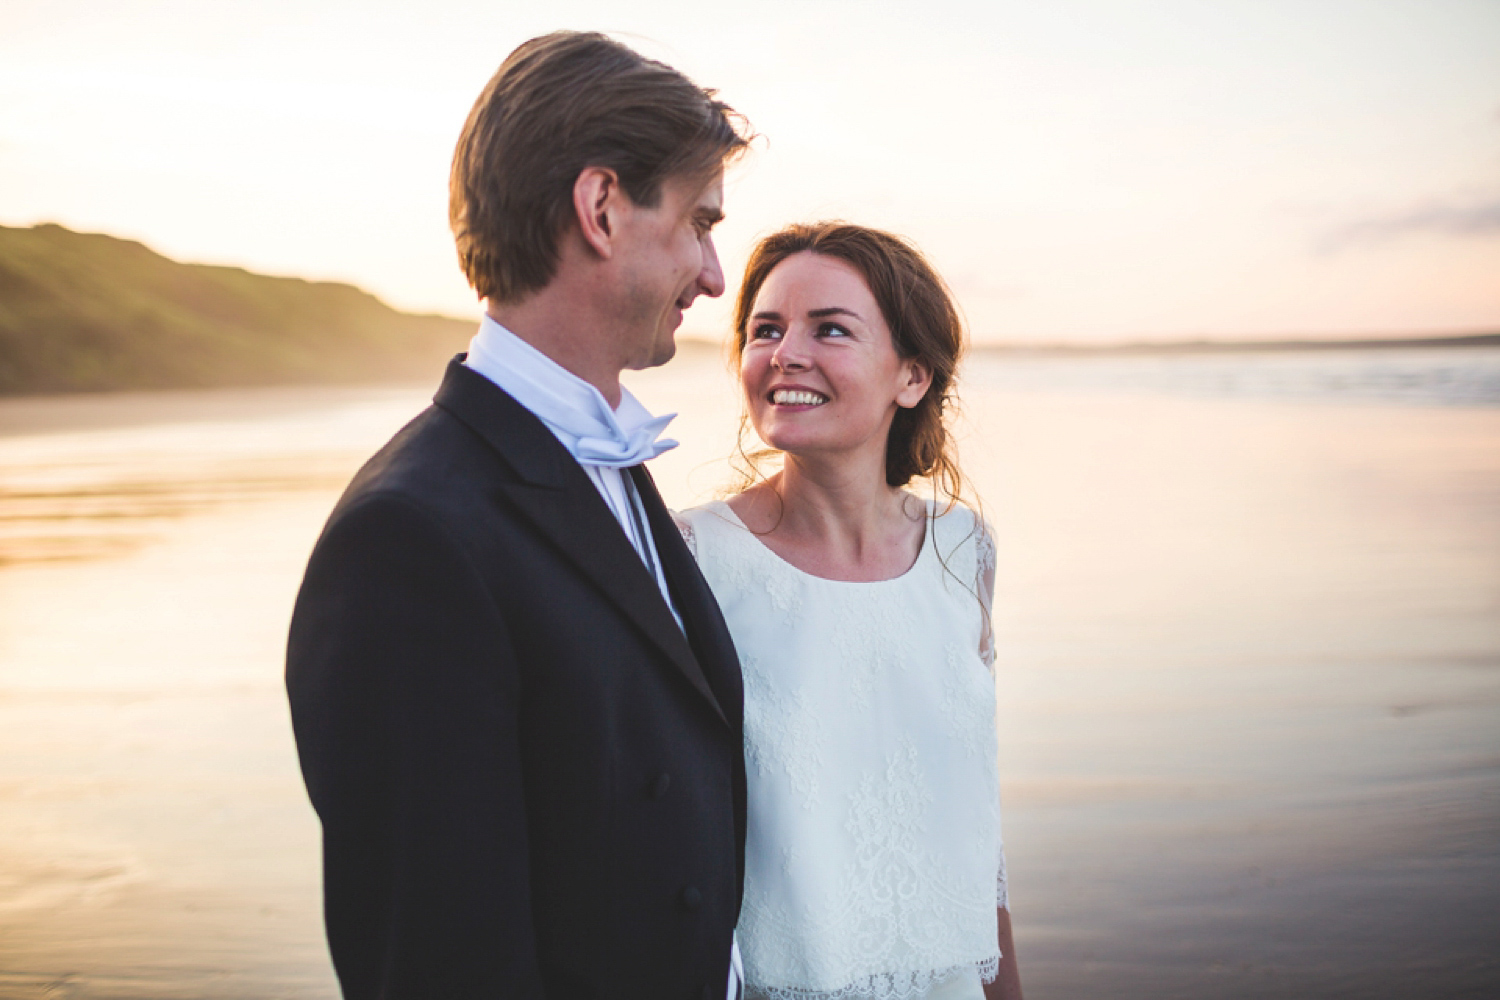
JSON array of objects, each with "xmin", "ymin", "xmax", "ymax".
[
  {"xmin": 983, "ymin": 908, "xmax": 1023, "ymax": 1000},
  {"xmin": 976, "ymin": 516, "xmax": 1022, "ymax": 998}
]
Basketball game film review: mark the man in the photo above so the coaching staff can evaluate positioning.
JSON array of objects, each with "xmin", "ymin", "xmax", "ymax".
[{"xmin": 286, "ymin": 32, "xmax": 751, "ymax": 999}]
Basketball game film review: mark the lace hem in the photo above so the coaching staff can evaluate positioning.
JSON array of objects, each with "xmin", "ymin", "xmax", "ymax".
[{"xmin": 754, "ymin": 955, "xmax": 1001, "ymax": 1000}]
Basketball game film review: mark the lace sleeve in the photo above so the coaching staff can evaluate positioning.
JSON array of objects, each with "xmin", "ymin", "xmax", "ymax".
[
  {"xmin": 975, "ymin": 515, "xmax": 1007, "ymax": 908},
  {"xmin": 672, "ymin": 513, "xmax": 697, "ymax": 558},
  {"xmin": 996, "ymin": 802, "xmax": 1009, "ymax": 910},
  {"xmin": 976, "ymin": 518, "xmax": 997, "ymax": 672}
]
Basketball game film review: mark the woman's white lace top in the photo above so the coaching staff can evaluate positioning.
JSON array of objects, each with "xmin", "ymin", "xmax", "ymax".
[{"xmin": 678, "ymin": 500, "xmax": 1006, "ymax": 1000}]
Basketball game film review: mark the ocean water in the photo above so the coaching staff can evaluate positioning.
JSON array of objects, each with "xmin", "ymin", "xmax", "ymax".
[
  {"xmin": 0, "ymin": 347, "xmax": 1496, "ymax": 999},
  {"xmin": 971, "ymin": 346, "xmax": 1500, "ymax": 407}
]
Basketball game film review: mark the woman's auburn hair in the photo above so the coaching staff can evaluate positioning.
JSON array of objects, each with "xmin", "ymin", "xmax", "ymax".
[{"xmin": 730, "ymin": 221, "xmax": 968, "ymax": 498}]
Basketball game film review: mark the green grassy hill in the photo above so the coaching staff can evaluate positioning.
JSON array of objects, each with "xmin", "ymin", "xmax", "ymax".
[{"xmin": 0, "ymin": 223, "xmax": 475, "ymax": 394}]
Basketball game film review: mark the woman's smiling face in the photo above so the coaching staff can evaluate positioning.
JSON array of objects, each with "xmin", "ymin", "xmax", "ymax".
[{"xmin": 740, "ymin": 251, "xmax": 931, "ymax": 463}]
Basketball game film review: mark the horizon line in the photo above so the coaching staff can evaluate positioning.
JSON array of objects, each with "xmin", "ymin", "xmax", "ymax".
[{"xmin": 675, "ymin": 330, "xmax": 1500, "ymax": 353}]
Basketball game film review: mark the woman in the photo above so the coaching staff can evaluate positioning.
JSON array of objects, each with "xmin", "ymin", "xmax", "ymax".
[{"xmin": 678, "ymin": 223, "xmax": 1022, "ymax": 1000}]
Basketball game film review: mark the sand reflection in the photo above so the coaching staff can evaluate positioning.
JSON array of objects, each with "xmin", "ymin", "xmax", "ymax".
[{"xmin": 1, "ymin": 354, "xmax": 1497, "ymax": 999}]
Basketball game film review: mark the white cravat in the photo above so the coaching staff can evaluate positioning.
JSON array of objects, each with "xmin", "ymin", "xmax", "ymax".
[
  {"xmin": 466, "ymin": 314, "xmax": 677, "ymax": 467},
  {"xmin": 464, "ymin": 317, "xmax": 743, "ymax": 998},
  {"xmin": 465, "ymin": 317, "xmax": 682, "ymax": 626}
]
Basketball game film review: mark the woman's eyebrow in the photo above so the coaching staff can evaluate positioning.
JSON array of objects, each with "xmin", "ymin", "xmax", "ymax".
[{"xmin": 751, "ymin": 306, "xmax": 863, "ymax": 322}]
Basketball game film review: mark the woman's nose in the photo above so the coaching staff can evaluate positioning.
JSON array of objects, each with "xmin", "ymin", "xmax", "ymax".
[{"xmin": 772, "ymin": 338, "xmax": 809, "ymax": 371}]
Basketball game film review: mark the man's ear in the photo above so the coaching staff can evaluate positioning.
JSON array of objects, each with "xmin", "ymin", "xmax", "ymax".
[
  {"xmin": 572, "ymin": 167, "xmax": 624, "ymax": 260},
  {"xmin": 895, "ymin": 358, "xmax": 933, "ymax": 409}
]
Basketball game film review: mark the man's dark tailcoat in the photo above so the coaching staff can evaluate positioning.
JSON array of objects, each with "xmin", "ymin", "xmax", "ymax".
[{"xmin": 286, "ymin": 359, "xmax": 745, "ymax": 1000}]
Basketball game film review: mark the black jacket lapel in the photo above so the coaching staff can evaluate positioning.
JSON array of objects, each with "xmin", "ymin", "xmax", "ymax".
[
  {"xmin": 630, "ymin": 465, "xmax": 743, "ymax": 731},
  {"xmin": 433, "ymin": 359, "xmax": 728, "ymax": 727}
]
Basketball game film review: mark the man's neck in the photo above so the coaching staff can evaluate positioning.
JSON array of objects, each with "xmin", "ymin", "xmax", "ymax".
[{"xmin": 485, "ymin": 300, "xmax": 624, "ymax": 408}]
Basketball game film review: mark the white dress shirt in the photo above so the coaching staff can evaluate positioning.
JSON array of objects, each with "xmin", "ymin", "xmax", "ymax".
[{"xmin": 464, "ymin": 315, "xmax": 743, "ymax": 1000}]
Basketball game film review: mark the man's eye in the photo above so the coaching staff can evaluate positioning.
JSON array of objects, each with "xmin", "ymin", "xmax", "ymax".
[{"xmin": 751, "ymin": 324, "xmax": 783, "ymax": 340}]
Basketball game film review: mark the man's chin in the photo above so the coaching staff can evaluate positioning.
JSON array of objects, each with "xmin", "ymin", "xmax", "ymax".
[{"xmin": 628, "ymin": 331, "xmax": 679, "ymax": 371}]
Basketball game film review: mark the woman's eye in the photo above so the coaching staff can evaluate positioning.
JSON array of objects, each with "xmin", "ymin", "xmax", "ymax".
[
  {"xmin": 817, "ymin": 323, "xmax": 851, "ymax": 338},
  {"xmin": 751, "ymin": 323, "xmax": 783, "ymax": 340}
]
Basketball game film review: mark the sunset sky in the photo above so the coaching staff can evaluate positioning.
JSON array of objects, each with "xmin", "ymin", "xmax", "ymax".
[{"xmin": 2, "ymin": 0, "xmax": 1497, "ymax": 344}]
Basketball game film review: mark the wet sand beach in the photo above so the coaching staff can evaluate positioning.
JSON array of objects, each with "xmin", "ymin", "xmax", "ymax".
[{"xmin": 1, "ymin": 348, "xmax": 1497, "ymax": 999}]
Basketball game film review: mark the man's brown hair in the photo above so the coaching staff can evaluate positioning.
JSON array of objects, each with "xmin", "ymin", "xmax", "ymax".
[{"xmin": 450, "ymin": 32, "xmax": 750, "ymax": 304}]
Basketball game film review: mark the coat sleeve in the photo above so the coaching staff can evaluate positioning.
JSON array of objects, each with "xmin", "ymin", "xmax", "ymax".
[{"xmin": 286, "ymin": 491, "xmax": 544, "ymax": 1000}]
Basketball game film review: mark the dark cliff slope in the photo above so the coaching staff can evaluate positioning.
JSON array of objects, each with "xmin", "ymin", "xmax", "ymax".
[{"xmin": 0, "ymin": 223, "xmax": 473, "ymax": 393}]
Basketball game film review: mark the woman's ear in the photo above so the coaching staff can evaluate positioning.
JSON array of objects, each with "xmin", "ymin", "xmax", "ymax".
[{"xmin": 895, "ymin": 358, "xmax": 933, "ymax": 409}]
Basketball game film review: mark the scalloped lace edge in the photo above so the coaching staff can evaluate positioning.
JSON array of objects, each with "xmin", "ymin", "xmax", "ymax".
[{"xmin": 754, "ymin": 955, "xmax": 1002, "ymax": 1000}]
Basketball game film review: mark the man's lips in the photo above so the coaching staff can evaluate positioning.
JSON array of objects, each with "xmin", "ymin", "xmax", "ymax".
[{"xmin": 665, "ymin": 294, "xmax": 693, "ymax": 330}]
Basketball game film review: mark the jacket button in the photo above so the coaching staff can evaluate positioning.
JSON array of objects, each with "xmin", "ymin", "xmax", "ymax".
[
  {"xmin": 651, "ymin": 773, "xmax": 672, "ymax": 799},
  {"xmin": 679, "ymin": 885, "xmax": 702, "ymax": 912}
]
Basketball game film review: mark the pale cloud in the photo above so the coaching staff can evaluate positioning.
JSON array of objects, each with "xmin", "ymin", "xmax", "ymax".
[{"xmin": 1323, "ymin": 198, "xmax": 1500, "ymax": 251}]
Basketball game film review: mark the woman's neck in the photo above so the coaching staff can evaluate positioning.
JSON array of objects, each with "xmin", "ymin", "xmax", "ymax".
[
  {"xmin": 780, "ymin": 455, "xmax": 903, "ymax": 528},
  {"xmin": 730, "ymin": 453, "xmax": 925, "ymax": 582}
]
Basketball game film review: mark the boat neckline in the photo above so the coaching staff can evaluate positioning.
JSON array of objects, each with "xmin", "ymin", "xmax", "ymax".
[{"xmin": 705, "ymin": 497, "xmax": 933, "ymax": 586}]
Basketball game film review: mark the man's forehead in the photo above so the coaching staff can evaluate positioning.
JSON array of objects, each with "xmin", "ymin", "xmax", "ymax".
[
  {"xmin": 690, "ymin": 173, "xmax": 724, "ymax": 212},
  {"xmin": 655, "ymin": 169, "xmax": 723, "ymax": 220}
]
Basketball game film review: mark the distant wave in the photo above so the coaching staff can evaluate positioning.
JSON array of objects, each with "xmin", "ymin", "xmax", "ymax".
[{"xmin": 966, "ymin": 347, "xmax": 1500, "ymax": 407}]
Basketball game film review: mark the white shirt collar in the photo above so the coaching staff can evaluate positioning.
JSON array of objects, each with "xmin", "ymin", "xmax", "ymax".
[{"xmin": 464, "ymin": 314, "xmax": 678, "ymax": 468}]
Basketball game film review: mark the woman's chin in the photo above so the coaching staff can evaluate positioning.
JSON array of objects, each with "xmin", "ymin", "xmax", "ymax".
[
  {"xmin": 759, "ymin": 428, "xmax": 815, "ymax": 456},
  {"xmin": 761, "ymin": 435, "xmax": 850, "ymax": 463}
]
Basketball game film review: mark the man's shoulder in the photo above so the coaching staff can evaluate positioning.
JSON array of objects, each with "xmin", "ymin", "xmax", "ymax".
[{"xmin": 331, "ymin": 403, "xmax": 503, "ymax": 521}]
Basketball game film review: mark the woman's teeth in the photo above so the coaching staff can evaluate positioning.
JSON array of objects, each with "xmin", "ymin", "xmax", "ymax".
[{"xmin": 772, "ymin": 390, "xmax": 828, "ymax": 406}]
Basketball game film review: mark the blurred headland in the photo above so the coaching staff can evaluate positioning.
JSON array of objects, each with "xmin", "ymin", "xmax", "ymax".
[
  {"xmin": 0, "ymin": 224, "xmax": 474, "ymax": 395},
  {"xmin": 3, "ymin": 222, "xmax": 1494, "ymax": 399}
]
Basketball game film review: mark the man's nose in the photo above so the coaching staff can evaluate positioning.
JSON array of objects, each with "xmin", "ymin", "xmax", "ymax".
[{"xmin": 698, "ymin": 236, "xmax": 725, "ymax": 299}]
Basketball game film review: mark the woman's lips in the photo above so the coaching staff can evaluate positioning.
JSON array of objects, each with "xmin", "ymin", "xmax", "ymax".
[{"xmin": 769, "ymin": 389, "xmax": 829, "ymax": 407}]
